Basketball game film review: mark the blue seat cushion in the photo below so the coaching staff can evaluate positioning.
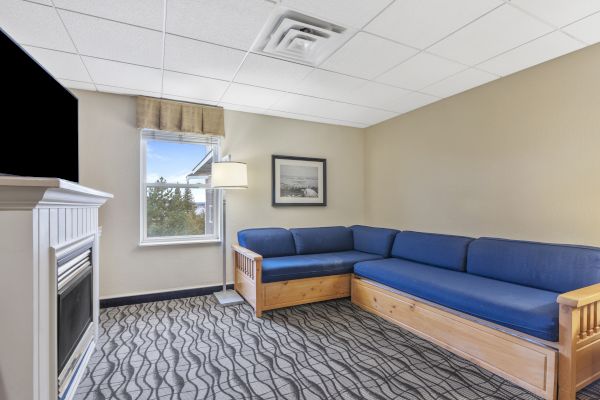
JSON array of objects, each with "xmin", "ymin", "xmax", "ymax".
[
  {"xmin": 354, "ymin": 258, "xmax": 560, "ymax": 341},
  {"xmin": 391, "ymin": 231, "xmax": 474, "ymax": 271},
  {"xmin": 468, "ymin": 238, "xmax": 600, "ymax": 293},
  {"xmin": 262, "ymin": 251, "xmax": 382, "ymax": 283},
  {"xmin": 290, "ymin": 226, "xmax": 354, "ymax": 255},
  {"xmin": 350, "ymin": 225, "xmax": 399, "ymax": 257},
  {"xmin": 237, "ymin": 228, "xmax": 296, "ymax": 258}
]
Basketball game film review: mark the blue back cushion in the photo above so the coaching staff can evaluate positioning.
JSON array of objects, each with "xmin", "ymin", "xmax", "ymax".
[
  {"xmin": 290, "ymin": 226, "xmax": 354, "ymax": 255},
  {"xmin": 350, "ymin": 225, "xmax": 399, "ymax": 257},
  {"xmin": 391, "ymin": 231, "xmax": 473, "ymax": 271},
  {"xmin": 237, "ymin": 228, "xmax": 296, "ymax": 258},
  {"xmin": 467, "ymin": 238, "xmax": 600, "ymax": 293}
]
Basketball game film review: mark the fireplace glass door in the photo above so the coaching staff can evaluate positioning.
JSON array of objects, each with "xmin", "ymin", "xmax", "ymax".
[{"xmin": 57, "ymin": 249, "xmax": 93, "ymax": 375}]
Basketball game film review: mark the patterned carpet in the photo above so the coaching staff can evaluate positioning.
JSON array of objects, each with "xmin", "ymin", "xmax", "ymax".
[{"xmin": 75, "ymin": 296, "xmax": 600, "ymax": 400}]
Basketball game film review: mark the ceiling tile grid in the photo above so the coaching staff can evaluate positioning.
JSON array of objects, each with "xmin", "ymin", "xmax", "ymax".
[
  {"xmin": 427, "ymin": 5, "xmax": 554, "ymax": 66},
  {"xmin": 320, "ymin": 32, "xmax": 419, "ymax": 80},
  {"xmin": 376, "ymin": 52, "xmax": 468, "ymax": 91},
  {"xmin": 562, "ymin": 12, "xmax": 600, "ymax": 44},
  {"xmin": 477, "ymin": 31, "xmax": 585, "ymax": 76},
  {"xmin": 233, "ymin": 53, "xmax": 313, "ymax": 92},
  {"xmin": 421, "ymin": 68, "xmax": 498, "ymax": 98},
  {"xmin": 365, "ymin": 0, "xmax": 503, "ymax": 49},
  {"xmin": 23, "ymin": 45, "xmax": 91, "ymax": 82},
  {"xmin": 53, "ymin": 0, "xmax": 164, "ymax": 30},
  {"xmin": 163, "ymin": 34, "xmax": 246, "ymax": 81},
  {"xmin": 165, "ymin": 0, "xmax": 274, "ymax": 51},
  {"xmin": 59, "ymin": 10, "xmax": 163, "ymax": 68},
  {"xmin": 3, "ymin": 0, "xmax": 599, "ymax": 128},
  {"xmin": 1, "ymin": 0, "xmax": 75, "ymax": 52}
]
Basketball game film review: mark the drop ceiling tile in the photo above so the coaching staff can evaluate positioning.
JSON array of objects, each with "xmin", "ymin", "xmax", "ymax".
[
  {"xmin": 162, "ymin": 71, "xmax": 229, "ymax": 102},
  {"xmin": 377, "ymin": 52, "xmax": 466, "ymax": 91},
  {"xmin": 28, "ymin": 0, "xmax": 53, "ymax": 5},
  {"xmin": 60, "ymin": 11, "xmax": 162, "ymax": 67},
  {"xmin": 391, "ymin": 92, "xmax": 440, "ymax": 114},
  {"xmin": 95, "ymin": 85, "xmax": 161, "ymax": 97},
  {"xmin": 59, "ymin": 79, "xmax": 96, "ymax": 91},
  {"xmin": 164, "ymin": 35, "xmax": 245, "ymax": 81},
  {"xmin": 83, "ymin": 57, "xmax": 162, "ymax": 92},
  {"xmin": 166, "ymin": 0, "xmax": 274, "ymax": 51},
  {"xmin": 53, "ymin": 0, "xmax": 163, "ymax": 30},
  {"xmin": 478, "ymin": 31, "xmax": 585, "ymax": 76},
  {"xmin": 293, "ymin": 69, "xmax": 367, "ymax": 101},
  {"xmin": 23, "ymin": 46, "xmax": 90, "ymax": 82},
  {"xmin": 422, "ymin": 68, "xmax": 497, "ymax": 98},
  {"xmin": 221, "ymin": 103, "xmax": 266, "ymax": 115},
  {"xmin": 358, "ymin": 109, "xmax": 398, "ymax": 126},
  {"xmin": 281, "ymin": 0, "xmax": 393, "ymax": 28},
  {"xmin": 221, "ymin": 84, "xmax": 284, "ymax": 109},
  {"xmin": 271, "ymin": 93, "xmax": 394, "ymax": 125},
  {"xmin": 428, "ymin": 5, "xmax": 553, "ymax": 65},
  {"xmin": 365, "ymin": 0, "xmax": 502, "ymax": 49},
  {"xmin": 563, "ymin": 12, "xmax": 600, "ymax": 45},
  {"xmin": 320, "ymin": 32, "xmax": 418, "ymax": 79},
  {"xmin": 340, "ymin": 82, "xmax": 411, "ymax": 110},
  {"xmin": 264, "ymin": 109, "xmax": 366, "ymax": 128},
  {"xmin": 0, "ymin": 0, "xmax": 75, "ymax": 52},
  {"xmin": 510, "ymin": 0, "xmax": 600, "ymax": 28},
  {"xmin": 234, "ymin": 54, "xmax": 313, "ymax": 91}
]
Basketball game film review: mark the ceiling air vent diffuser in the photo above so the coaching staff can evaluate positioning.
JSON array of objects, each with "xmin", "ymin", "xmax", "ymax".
[{"xmin": 254, "ymin": 9, "xmax": 355, "ymax": 66}]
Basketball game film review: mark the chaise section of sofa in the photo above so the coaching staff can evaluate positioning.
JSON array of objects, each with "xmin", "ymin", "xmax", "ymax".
[
  {"xmin": 352, "ymin": 231, "xmax": 600, "ymax": 400},
  {"xmin": 234, "ymin": 225, "xmax": 397, "ymax": 317}
]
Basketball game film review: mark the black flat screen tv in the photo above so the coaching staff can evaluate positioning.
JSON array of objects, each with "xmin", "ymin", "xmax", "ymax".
[{"xmin": 0, "ymin": 28, "xmax": 79, "ymax": 182}]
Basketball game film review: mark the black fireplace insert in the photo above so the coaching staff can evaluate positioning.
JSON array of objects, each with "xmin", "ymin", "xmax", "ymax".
[{"xmin": 57, "ymin": 248, "xmax": 93, "ymax": 375}]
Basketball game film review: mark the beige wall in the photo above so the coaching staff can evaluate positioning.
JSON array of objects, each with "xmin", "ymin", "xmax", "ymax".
[
  {"xmin": 76, "ymin": 90, "xmax": 365, "ymax": 298},
  {"xmin": 365, "ymin": 43, "xmax": 600, "ymax": 246}
]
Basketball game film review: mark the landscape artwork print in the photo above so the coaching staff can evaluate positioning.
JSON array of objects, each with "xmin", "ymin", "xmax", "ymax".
[{"xmin": 272, "ymin": 155, "xmax": 326, "ymax": 206}]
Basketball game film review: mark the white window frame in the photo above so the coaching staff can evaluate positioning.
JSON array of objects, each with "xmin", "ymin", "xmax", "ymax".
[{"xmin": 139, "ymin": 129, "xmax": 221, "ymax": 246}]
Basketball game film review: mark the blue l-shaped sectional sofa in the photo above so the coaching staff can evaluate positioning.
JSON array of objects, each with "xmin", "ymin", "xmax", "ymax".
[{"xmin": 233, "ymin": 225, "xmax": 600, "ymax": 400}]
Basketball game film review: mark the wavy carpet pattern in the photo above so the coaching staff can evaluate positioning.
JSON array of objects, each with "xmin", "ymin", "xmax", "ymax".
[{"xmin": 75, "ymin": 296, "xmax": 600, "ymax": 400}]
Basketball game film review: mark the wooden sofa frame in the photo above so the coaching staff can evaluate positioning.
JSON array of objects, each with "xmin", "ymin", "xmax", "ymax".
[
  {"xmin": 233, "ymin": 244, "xmax": 351, "ymax": 317},
  {"xmin": 233, "ymin": 243, "xmax": 600, "ymax": 400}
]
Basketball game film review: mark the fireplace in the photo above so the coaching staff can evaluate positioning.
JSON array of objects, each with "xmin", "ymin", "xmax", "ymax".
[
  {"xmin": 0, "ymin": 177, "xmax": 111, "ymax": 400},
  {"xmin": 56, "ymin": 240, "xmax": 95, "ymax": 398}
]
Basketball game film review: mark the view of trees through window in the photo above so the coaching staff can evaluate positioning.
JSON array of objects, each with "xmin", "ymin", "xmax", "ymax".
[{"xmin": 146, "ymin": 178, "xmax": 206, "ymax": 237}]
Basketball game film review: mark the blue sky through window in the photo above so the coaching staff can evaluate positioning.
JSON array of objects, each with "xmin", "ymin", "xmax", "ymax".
[{"xmin": 146, "ymin": 139, "xmax": 209, "ymax": 202}]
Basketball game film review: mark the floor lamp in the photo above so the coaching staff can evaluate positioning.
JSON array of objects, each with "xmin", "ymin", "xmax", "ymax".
[{"xmin": 211, "ymin": 161, "xmax": 247, "ymax": 306}]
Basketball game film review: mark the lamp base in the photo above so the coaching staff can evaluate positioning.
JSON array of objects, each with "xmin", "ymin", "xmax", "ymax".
[{"xmin": 214, "ymin": 289, "xmax": 244, "ymax": 306}]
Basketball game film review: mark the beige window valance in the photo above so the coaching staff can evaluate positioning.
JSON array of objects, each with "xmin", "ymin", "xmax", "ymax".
[{"xmin": 136, "ymin": 96, "xmax": 225, "ymax": 136}]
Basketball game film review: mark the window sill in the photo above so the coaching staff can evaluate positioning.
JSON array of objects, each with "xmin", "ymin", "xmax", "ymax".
[{"xmin": 139, "ymin": 238, "xmax": 221, "ymax": 247}]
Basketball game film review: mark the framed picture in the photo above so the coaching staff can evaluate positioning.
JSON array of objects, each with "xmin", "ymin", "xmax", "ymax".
[{"xmin": 272, "ymin": 155, "xmax": 327, "ymax": 206}]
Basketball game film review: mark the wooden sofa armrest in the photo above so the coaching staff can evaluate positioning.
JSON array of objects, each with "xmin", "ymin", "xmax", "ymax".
[
  {"xmin": 232, "ymin": 244, "xmax": 263, "ymax": 261},
  {"xmin": 557, "ymin": 283, "xmax": 600, "ymax": 399},
  {"xmin": 232, "ymin": 244, "xmax": 263, "ymax": 317},
  {"xmin": 558, "ymin": 283, "xmax": 600, "ymax": 308}
]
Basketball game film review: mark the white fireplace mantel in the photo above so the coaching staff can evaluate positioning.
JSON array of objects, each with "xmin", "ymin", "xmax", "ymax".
[
  {"xmin": 0, "ymin": 177, "xmax": 112, "ymax": 210},
  {"xmin": 0, "ymin": 177, "xmax": 112, "ymax": 400}
]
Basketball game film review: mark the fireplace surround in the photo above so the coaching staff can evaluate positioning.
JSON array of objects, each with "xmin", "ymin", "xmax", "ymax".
[{"xmin": 0, "ymin": 177, "xmax": 112, "ymax": 400}]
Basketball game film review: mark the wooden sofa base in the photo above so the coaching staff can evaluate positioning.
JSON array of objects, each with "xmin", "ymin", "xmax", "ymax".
[
  {"xmin": 236, "ymin": 273, "xmax": 350, "ymax": 317},
  {"xmin": 261, "ymin": 274, "xmax": 350, "ymax": 312},
  {"xmin": 233, "ymin": 243, "xmax": 351, "ymax": 317},
  {"xmin": 352, "ymin": 275, "xmax": 558, "ymax": 400}
]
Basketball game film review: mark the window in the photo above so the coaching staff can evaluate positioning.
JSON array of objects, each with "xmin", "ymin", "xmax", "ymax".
[{"xmin": 140, "ymin": 130, "xmax": 220, "ymax": 246}]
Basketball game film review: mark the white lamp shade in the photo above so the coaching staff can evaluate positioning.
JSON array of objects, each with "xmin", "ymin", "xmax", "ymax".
[{"xmin": 211, "ymin": 162, "xmax": 248, "ymax": 189}]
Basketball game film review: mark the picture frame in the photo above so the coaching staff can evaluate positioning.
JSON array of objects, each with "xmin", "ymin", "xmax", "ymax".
[{"xmin": 272, "ymin": 155, "xmax": 327, "ymax": 206}]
